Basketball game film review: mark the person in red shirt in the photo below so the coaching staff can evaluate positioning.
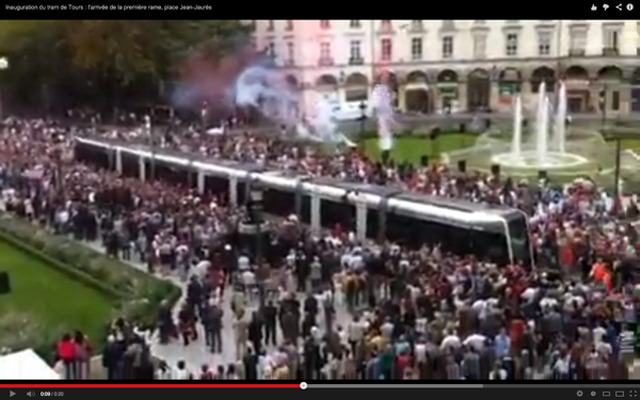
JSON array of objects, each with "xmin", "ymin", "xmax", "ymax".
[
  {"xmin": 509, "ymin": 314, "xmax": 527, "ymax": 353},
  {"xmin": 57, "ymin": 333, "xmax": 76, "ymax": 379},
  {"xmin": 396, "ymin": 350, "xmax": 411, "ymax": 379},
  {"xmin": 590, "ymin": 259, "xmax": 608, "ymax": 283}
]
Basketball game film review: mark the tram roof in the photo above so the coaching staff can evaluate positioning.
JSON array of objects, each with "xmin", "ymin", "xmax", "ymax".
[
  {"xmin": 395, "ymin": 192, "xmax": 517, "ymax": 218},
  {"xmin": 312, "ymin": 177, "xmax": 403, "ymax": 198}
]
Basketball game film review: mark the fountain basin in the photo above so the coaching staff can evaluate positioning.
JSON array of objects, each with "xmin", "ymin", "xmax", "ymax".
[{"xmin": 491, "ymin": 151, "xmax": 590, "ymax": 170}]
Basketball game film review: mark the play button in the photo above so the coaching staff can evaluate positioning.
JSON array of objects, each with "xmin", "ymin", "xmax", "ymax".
[{"xmin": 9, "ymin": 391, "xmax": 15, "ymax": 398}]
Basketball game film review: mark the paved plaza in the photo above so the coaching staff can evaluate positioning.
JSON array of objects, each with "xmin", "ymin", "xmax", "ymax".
[{"xmin": 82, "ymin": 241, "xmax": 353, "ymax": 372}]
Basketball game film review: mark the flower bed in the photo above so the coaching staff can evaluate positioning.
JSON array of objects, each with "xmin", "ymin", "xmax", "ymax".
[{"xmin": 0, "ymin": 215, "xmax": 181, "ymax": 355}]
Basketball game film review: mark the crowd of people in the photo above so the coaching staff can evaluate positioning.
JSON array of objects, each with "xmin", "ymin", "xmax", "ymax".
[{"xmin": 0, "ymin": 116, "xmax": 638, "ymax": 381}]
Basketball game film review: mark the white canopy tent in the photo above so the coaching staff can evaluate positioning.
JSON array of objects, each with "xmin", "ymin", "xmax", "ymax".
[{"xmin": 0, "ymin": 349, "xmax": 61, "ymax": 380}]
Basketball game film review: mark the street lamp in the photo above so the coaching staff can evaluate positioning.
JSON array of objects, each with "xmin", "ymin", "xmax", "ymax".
[
  {"xmin": 0, "ymin": 57, "xmax": 8, "ymax": 121},
  {"xmin": 52, "ymin": 145, "xmax": 63, "ymax": 195},
  {"xmin": 201, "ymin": 102, "xmax": 208, "ymax": 134},
  {"xmin": 247, "ymin": 185, "xmax": 266, "ymax": 306},
  {"xmin": 145, "ymin": 115, "xmax": 156, "ymax": 180},
  {"xmin": 613, "ymin": 135, "xmax": 622, "ymax": 214},
  {"xmin": 359, "ymin": 101, "xmax": 367, "ymax": 134},
  {"xmin": 599, "ymin": 84, "xmax": 608, "ymax": 129}
]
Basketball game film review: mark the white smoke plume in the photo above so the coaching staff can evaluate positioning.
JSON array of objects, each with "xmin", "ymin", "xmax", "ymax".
[
  {"xmin": 369, "ymin": 84, "xmax": 395, "ymax": 151},
  {"xmin": 233, "ymin": 64, "xmax": 352, "ymax": 145}
]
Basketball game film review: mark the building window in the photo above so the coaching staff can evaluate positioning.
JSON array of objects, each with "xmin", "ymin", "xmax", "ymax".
[
  {"xmin": 604, "ymin": 27, "xmax": 620, "ymax": 51},
  {"xmin": 381, "ymin": 38, "xmax": 392, "ymax": 61},
  {"xmin": 411, "ymin": 20, "xmax": 423, "ymax": 30},
  {"xmin": 349, "ymin": 20, "xmax": 361, "ymax": 28},
  {"xmin": 285, "ymin": 20, "xmax": 294, "ymax": 31},
  {"xmin": 442, "ymin": 36, "xmax": 453, "ymax": 58},
  {"xmin": 286, "ymin": 42, "xmax": 294, "ymax": 65},
  {"xmin": 320, "ymin": 20, "xmax": 330, "ymax": 29},
  {"xmin": 612, "ymin": 91, "xmax": 620, "ymax": 111},
  {"xmin": 569, "ymin": 28, "xmax": 587, "ymax": 54},
  {"xmin": 505, "ymin": 33, "xmax": 518, "ymax": 56},
  {"xmin": 411, "ymin": 37, "xmax": 423, "ymax": 60},
  {"xmin": 267, "ymin": 20, "xmax": 274, "ymax": 31},
  {"xmin": 538, "ymin": 31, "xmax": 551, "ymax": 55},
  {"xmin": 320, "ymin": 42, "xmax": 331, "ymax": 60},
  {"xmin": 349, "ymin": 40, "xmax": 362, "ymax": 62},
  {"xmin": 473, "ymin": 35, "xmax": 486, "ymax": 58},
  {"xmin": 267, "ymin": 42, "xmax": 276, "ymax": 59},
  {"xmin": 381, "ymin": 20, "xmax": 392, "ymax": 32}
]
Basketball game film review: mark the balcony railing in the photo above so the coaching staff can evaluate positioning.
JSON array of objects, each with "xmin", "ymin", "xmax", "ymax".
[
  {"xmin": 602, "ymin": 47, "xmax": 619, "ymax": 56},
  {"xmin": 318, "ymin": 57, "xmax": 334, "ymax": 66},
  {"xmin": 568, "ymin": 48, "xmax": 585, "ymax": 56},
  {"xmin": 349, "ymin": 57, "xmax": 364, "ymax": 65}
]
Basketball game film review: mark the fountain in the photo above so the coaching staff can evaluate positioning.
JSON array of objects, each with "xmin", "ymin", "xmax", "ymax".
[
  {"xmin": 441, "ymin": 81, "xmax": 640, "ymax": 185},
  {"xmin": 489, "ymin": 81, "xmax": 591, "ymax": 171},
  {"xmin": 369, "ymin": 83, "xmax": 395, "ymax": 152},
  {"xmin": 511, "ymin": 95, "xmax": 522, "ymax": 157},
  {"xmin": 553, "ymin": 82, "xmax": 567, "ymax": 153}
]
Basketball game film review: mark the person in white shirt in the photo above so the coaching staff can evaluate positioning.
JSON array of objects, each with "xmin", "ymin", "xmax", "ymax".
[
  {"xmin": 440, "ymin": 331, "xmax": 462, "ymax": 351},
  {"xmin": 463, "ymin": 333, "xmax": 487, "ymax": 352},
  {"xmin": 592, "ymin": 324, "xmax": 607, "ymax": 346},
  {"xmin": 155, "ymin": 361, "xmax": 172, "ymax": 380},
  {"xmin": 195, "ymin": 259, "xmax": 211, "ymax": 280},
  {"xmin": 172, "ymin": 360, "xmax": 192, "ymax": 380},
  {"xmin": 347, "ymin": 316, "xmax": 365, "ymax": 351},
  {"xmin": 414, "ymin": 340, "xmax": 427, "ymax": 365},
  {"xmin": 238, "ymin": 254, "xmax": 250, "ymax": 272}
]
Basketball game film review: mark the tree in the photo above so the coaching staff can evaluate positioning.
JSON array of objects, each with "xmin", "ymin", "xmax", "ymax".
[
  {"xmin": 0, "ymin": 20, "xmax": 251, "ymax": 114},
  {"xmin": 0, "ymin": 21, "xmax": 69, "ymax": 112}
]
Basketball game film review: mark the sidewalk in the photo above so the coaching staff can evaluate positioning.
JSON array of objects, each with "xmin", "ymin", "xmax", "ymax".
[{"xmin": 80, "ymin": 241, "xmax": 241, "ymax": 370}]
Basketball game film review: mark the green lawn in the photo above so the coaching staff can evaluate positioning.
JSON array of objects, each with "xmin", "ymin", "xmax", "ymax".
[
  {"xmin": 362, "ymin": 134, "xmax": 640, "ymax": 165},
  {"xmin": 0, "ymin": 239, "xmax": 115, "ymax": 355},
  {"xmin": 362, "ymin": 133, "xmax": 477, "ymax": 164}
]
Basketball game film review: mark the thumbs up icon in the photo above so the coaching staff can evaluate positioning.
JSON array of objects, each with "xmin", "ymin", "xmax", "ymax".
[{"xmin": 591, "ymin": 3, "xmax": 598, "ymax": 9}]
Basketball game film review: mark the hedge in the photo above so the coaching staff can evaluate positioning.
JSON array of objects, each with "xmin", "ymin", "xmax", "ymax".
[{"xmin": 0, "ymin": 215, "xmax": 181, "ymax": 347}]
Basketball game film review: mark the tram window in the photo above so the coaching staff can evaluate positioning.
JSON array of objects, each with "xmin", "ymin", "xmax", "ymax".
[
  {"xmin": 386, "ymin": 211, "xmax": 511, "ymax": 263},
  {"xmin": 366, "ymin": 208, "xmax": 379, "ymax": 239},
  {"xmin": 300, "ymin": 194, "xmax": 311, "ymax": 224},
  {"xmin": 121, "ymin": 154, "xmax": 138, "ymax": 177},
  {"xmin": 155, "ymin": 162, "xmax": 188, "ymax": 186},
  {"xmin": 204, "ymin": 176, "xmax": 228, "ymax": 199},
  {"xmin": 468, "ymin": 229, "xmax": 509, "ymax": 265},
  {"xmin": 263, "ymin": 189, "xmax": 296, "ymax": 219},
  {"xmin": 77, "ymin": 145, "xmax": 109, "ymax": 168},
  {"xmin": 237, "ymin": 182, "xmax": 247, "ymax": 205},
  {"xmin": 321, "ymin": 199, "xmax": 355, "ymax": 232},
  {"xmin": 386, "ymin": 213, "xmax": 450, "ymax": 249},
  {"xmin": 508, "ymin": 216, "xmax": 531, "ymax": 266}
]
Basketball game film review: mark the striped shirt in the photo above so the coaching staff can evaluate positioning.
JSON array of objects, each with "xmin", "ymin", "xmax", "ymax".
[{"xmin": 619, "ymin": 330, "xmax": 634, "ymax": 356}]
